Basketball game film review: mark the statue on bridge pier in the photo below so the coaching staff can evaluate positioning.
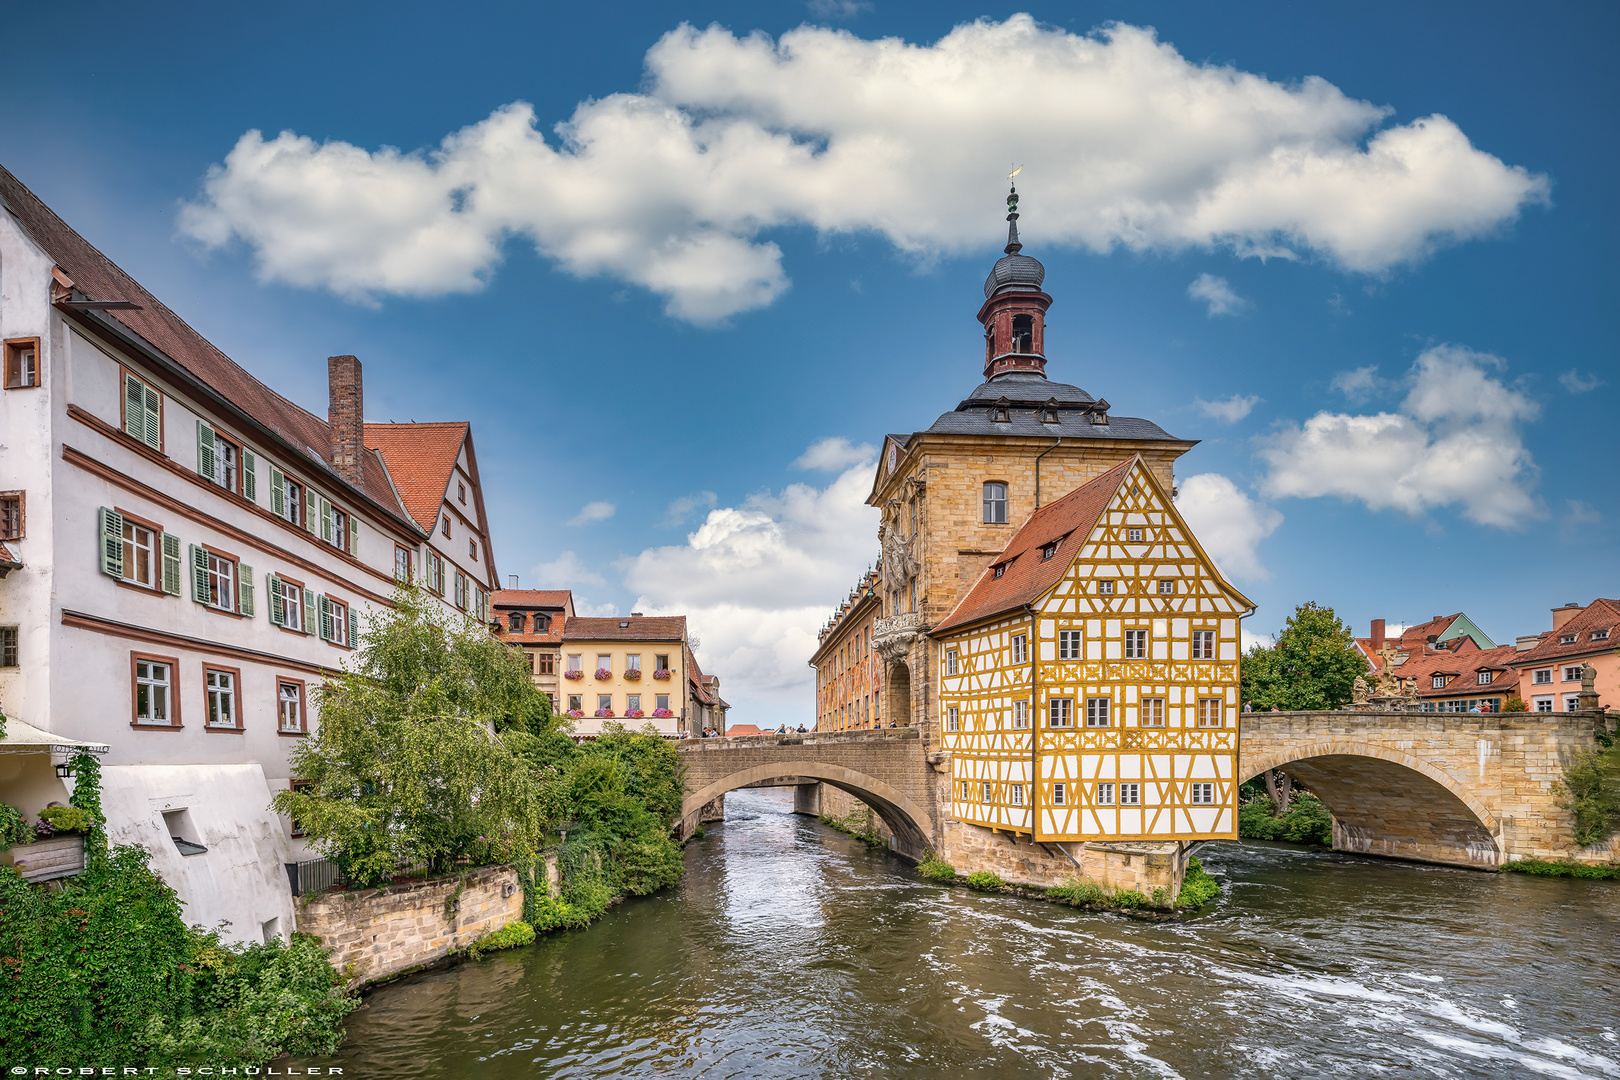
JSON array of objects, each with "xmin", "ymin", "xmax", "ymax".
[{"xmin": 1352, "ymin": 675, "xmax": 1370, "ymax": 705}]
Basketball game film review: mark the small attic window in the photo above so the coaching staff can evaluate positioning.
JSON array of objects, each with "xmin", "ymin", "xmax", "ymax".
[
  {"xmin": 1594, "ymin": 630, "xmax": 1610, "ymax": 641},
  {"xmin": 1041, "ymin": 542, "xmax": 1059, "ymax": 561},
  {"xmin": 993, "ymin": 564, "xmax": 1005, "ymax": 579},
  {"xmin": 619, "ymin": 620, "xmax": 631, "ymax": 629},
  {"xmin": 990, "ymin": 397, "xmax": 1011, "ymax": 423},
  {"xmin": 1559, "ymin": 634, "xmax": 1577, "ymax": 645},
  {"xmin": 1039, "ymin": 398, "xmax": 1059, "ymax": 424}
]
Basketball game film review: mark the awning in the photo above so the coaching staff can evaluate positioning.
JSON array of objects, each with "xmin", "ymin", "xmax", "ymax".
[{"xmin": 0, "ymin": 717, "xmax": 111, "ymax": 755}]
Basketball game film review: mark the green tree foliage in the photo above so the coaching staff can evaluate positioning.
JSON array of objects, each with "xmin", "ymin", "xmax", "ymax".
[
  {"xmin": 1241, "ymin": 601, "xmax": 1365, "ymax": 711},
  {"xmin": 0, "ymin": 846, "xmax": 356, "ymax": 1066},
  {"xmin": 271, "ymin": 588, "xmax": 554, "ymax": 886},
  {"xmin": 1239, "ymin": 791, "xmax": 1334, "ymax": 845},
  {"xmin": 1553, "ymin": 747, "xmax": 1620, "ymax": 846}
]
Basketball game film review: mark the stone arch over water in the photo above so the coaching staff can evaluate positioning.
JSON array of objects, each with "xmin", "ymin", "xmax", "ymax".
[{"xmin": 1241, "ymin": 741, "xmax": 1501, "ymax": 868}]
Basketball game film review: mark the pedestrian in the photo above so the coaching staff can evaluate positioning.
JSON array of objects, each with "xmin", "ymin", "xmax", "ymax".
[{"xmin": 1242, "ymin": 701, "xmax": 1252, "ymax": 713}]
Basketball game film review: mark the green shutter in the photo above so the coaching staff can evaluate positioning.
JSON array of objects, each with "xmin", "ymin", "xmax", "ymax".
[
  {"xmin": 347, "ymin": 607, "xmax": 359, "ymax": 648},
  {"xmin": 243, "ymin": 450, "xmax": 257, "ymax": 502},
  {"xmin": 142, "ymin": 385, "xmax": 162, "ymax": 449},
  {"xmin": 303, "ymin": 588, "xmax": 317, "ymax": 635},
  {"xmin": 318, "ymin": 594, "xmax": 332, "ymax": 641},
  {"xmin": 347, "ymin": 516, "xmax": 359, "ymax": 557},
  {"xmin": 197, "ymin": 420, "xmax": 216, "ymax": 481},
  {"xmin": 319, "ymin": 497, "xmax": 333, "ymax": 544},
  {"xmin": 123, "ymin": 375, "xmax": 144, "ymax": 440},
  {"xmin": 189, "ymin": 544, "xmax": 209, "ymax": 603},
  {"xmin": 304, "ymin": 488, "xmax": 317, "ymax": 533},
  {"xmin": 238, "ymin": 564, "xmax": 254, "ymax": 618},
  {"xmin": 267, "ymin": 573, "xmax": 283, "ymax": 626},
  {"xmin": 160, "ymin": 532, "xmax": 182, "ymax": 595},
  {"xmin": 269, "ymin": 466, "xmax": 285, "ymax": 517},
  {"xmin": 97, "ymin": 507, "xmax": 124, "ymax": 578}
]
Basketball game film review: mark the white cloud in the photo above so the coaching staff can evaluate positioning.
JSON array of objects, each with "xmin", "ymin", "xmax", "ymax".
[
  {"xmin": 1240, "ymin": 627, "xmax": 1273, "ymax": 652},
  {"xmin": 1173, "ymin": 473, "xmax": 1282, "ymax": 581},
  {"xmin": 567, "ymin": 501, "xmax": 616, "ymax": 526},
  {"xmin": 1258, "ymin": 344, "xmax": 1542, "ymax": 528},
  {"xmin": 807, "ymin": 0, "xmax": 871, "ymax": 19},
  {"xmin": 1194, "ymin": 393, "xmax": 1260, "ymax": 423},
  {"xmin": 621, "ymin": 458, "xmax": 879, "ymax": 723},
  {"xmin": 1330, "ymin": 364, "xmax": 1382, "ymax": 401},
  {"xmin": 662, "ymin": 491, "xmax": 718, "ymax": 526},
  {"xmin": 794, "ymin": 436, "xmax": 876, "ymax": 471},
  {"xmin": 1187, "ymin": 273, "xmax": 1250, "ymax": 316},
  {"xmin": 1558, "ymin": 368, "xmax": 1605, "ymax": 394},
  {"xmin": 179, "ymin": 18, "xmax": 1548, "ymax": 323},
  {"xmin": 531, "ymin": 550, "xmax": 605, "ymax": 587}
]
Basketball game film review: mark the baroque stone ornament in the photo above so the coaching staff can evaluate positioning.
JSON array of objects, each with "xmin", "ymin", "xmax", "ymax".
[
  {"xmin": 878, "ymin": 524, "xmax": 919, "ymax": 590},
  {"xmin": 1352, "ymin": 675, "xmax": 1370, "ymax": 704},
  {"xmin": 872, "ymin": 613, "xmax": 922, "ymax": 664}
]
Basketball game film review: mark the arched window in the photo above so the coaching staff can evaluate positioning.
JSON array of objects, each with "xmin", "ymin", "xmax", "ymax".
[
  {"xmin": 508, "ymin": 612, "xmax": 525, "ymax": 633},
  {"xmin": 983, "ymin": 482, "xmax": 1008, "ymax": 524}
]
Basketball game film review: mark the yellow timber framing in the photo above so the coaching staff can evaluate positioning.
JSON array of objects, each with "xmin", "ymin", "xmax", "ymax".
[{"xmin": 936, "ymin": 456, "xmax": 1255, "ymax": 843}]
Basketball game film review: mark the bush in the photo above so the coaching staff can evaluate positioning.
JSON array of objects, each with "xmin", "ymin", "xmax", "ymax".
[
  {"xmin": 964, "ymin": 871, "xmax": 1005, "ymax": 891},
  {"xmin": 1110, "ymin": 889, "xmax": 1150, "ymax": 909},
  {"xmin": 471, "ymin": 920, "xmax": 536, "ymax": 957},
  {"xmin": 1175, "ymin": 857, "xmax": 1221, "ymax": 908},
  {"xmin": 1239, "ymin": 792, "xmax": 1333, "ymax": 845},
  {"xmin": 1552, "ymin": 747, "xmax": 1620, "ymax": 847},
  {"xmin": 0, "ymin": 802, "xmax": 33, "ymax": 848},
  {"xmin": 1501, "ymin": 858, "xmax": 1620, "ymax": 880},
  {"xmin": 1046, "ymin": 877, "xmax": 1105, "ymax": 905},
  {"xmin": 38, "ymin": 805, "xmax": 94, "ymax": 834},
  {"xmin": 916, "ymin": 851, "xmax": 958, "ymax": 881}
]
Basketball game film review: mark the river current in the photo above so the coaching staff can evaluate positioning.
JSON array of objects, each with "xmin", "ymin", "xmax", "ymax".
[{"xmin": 321, "ymin": 789, "xmax": 1620, "ymax": 1078}]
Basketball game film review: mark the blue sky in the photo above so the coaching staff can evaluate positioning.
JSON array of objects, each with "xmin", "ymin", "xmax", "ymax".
[{"xmin": 4, "ymin": 2, "xmax": 1615, "ymax": 722}]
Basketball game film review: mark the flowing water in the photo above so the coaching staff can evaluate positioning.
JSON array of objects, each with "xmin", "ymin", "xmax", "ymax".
[{"xmin": 320, "ymin": 789, "xmax": 1620, "ymax": 1078}]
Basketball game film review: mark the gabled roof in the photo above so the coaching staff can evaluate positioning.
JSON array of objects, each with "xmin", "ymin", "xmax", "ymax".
[
  {"xmin": 363, "ymin": 422, "xmax": 468, "ymax": 532},
  {"xmin": 933, "ymin": 458, "xmax": 1136, "ymax": 634},
  {"xmin": 491, "ymin": 589, "xmax": 574, "ymax": 611},
  {"xmin": 563, "ymin": 616, "xmax": 687, "ymax": 643},
  {"xmin": 0, "ymin": 163, "xmax": 415, "ymax": 533},
  {"xmin": 1514, "ymin": 599, "xmax": 1620, "ymax": 666},
  {"xmin": 1382, "ymin": 642, "xmax": 1523, "ymax": 698}
]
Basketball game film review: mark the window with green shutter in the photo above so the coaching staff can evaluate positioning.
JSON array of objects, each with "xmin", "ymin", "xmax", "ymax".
[
  {"xmin": 268, "ymin": 573, "xmax": 283, "ymax": 626},
  {"xmin": 243, "ymin": 450, "xmax": 257, "ymax": 502},
  {"xmin": 160, "ymin": 533, "xmax": 182, "ymax": 595},
  {"xmin": 347, "ymin": 607, "xmax": 359, "ymax": 647},
  {"xmin": 237, "ymin": 565, "xmax": 254, "ymax": 618},
  {"xmin": 319, "ymin": 497, "xmax": 333, "ymax": 544},
  {"xmin": 302, "ymin": 588, "xmax": 317, "ymax": 635},
  {"xmin": 269, "ymin": 465, "xmax": 285, "ymax": 517},
  {"xmin": 196, "ymin": 419, "xmax": 215, "ymax": 480},
  {"xmin": 318, "ymin": 594, "xmax": 332, "ymax": 641},
  {"xmin": 122, "ymin": 372, "xmax": 161, "ymax": 450},
  {"xmin": 97, "ymin": 507, "xmax": 124, "ymax": 578},
  {"xmin": 189, "ymin": 544, "xmax": 209, "ymax": 603},
  {"xmin": 304, "ymin": 489, "xmax": 318, "ymax": 534}
]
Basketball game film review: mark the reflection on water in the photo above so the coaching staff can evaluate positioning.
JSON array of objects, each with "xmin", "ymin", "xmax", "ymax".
[{"xmin": 319, "ymin": 789, "xmax": 1620, "ymax": 1078}]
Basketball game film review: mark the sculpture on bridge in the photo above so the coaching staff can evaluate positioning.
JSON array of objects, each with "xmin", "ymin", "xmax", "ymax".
[
  {"xmin": 1352, "ymin": 675, "xmax": 1370, "ymax": 705},
  {"xmin": 1582, "ymin": 662, "xmax": 1597, "ymax": 694}
]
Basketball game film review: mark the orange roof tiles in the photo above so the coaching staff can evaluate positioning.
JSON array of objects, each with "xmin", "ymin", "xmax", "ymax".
[
  {"xmin": 491, "ymin": 589, "xmax": 574, "ymax": 609},
  {"xmin": 563, "ymin": 616, "xmax": 687, "ymax": 643},
  {"xmin": 363, "ymin": 422, "xmax": 468, "ymax": 532},
  {"xmin": 1380, "ymin": 642, "xmax": 1523, "ymax": 698},
  {"xmin": 1514, "ymin": 599, "xmax": 1620, "ymax": 666}
]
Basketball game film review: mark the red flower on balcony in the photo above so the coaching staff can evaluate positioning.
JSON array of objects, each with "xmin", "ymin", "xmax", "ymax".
[
  {"xmin": 623, "ymin": 668, "xmax": 642, "ymax": 681},
  {"xmin": 566, "ymin": 709, "xmax": 584, "ymax": 719},
  {"xmin": 594, "ymin": 708, "xmax": 615, "ymax": 718},
  {"xmin": 651, "ymin": 669, "xmax": 672, "ymax": 680},
  {"xmin": 594, "ymin": 668, "xmax": 614, "ymax": 681},
  {"xmin": 625, "ymin": 708, "xmax": 645, "ymax": 718},
  {"xmin": 651, "ymin": 708, "xmax": 674, "ymax": 718},
  {"xmin": 563, "ymin": 670, "xmax": 584, "ymax": 681}
]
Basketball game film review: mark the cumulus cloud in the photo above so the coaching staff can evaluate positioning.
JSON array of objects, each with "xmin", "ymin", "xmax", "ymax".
[
  {"xmin": 179, "ymin": 18, "xmax": 1548, "ymax": 323},
  {"xmin": 662, "ymin": 491, "xmax": 718, "ymax": 526},
  {"xmin": 621, "ymin": 451, "xmax": 879, "ymax": 722},
  {"xmin": 1194, "ymin": 393, "xmax": 1260, "ymax": 423},
  {"xmin": 1330, "ymin": 364, "xmax": 1382, "ymax": 401},
  {"xmin": 1173, "ymin": 473, "xmax": 1282, "ymax": 581},
  {"xmin": 532, "ymin": 550, "xmax": 605, "ymax": 587},
  {"xmin": 1258, "ymin": 344, "xmax": 1542, "ymax": 528},
  {"xmin": 1187, "ymin": 273, "xmax": 1250, "ymax": 316},
  {"xmin": 794, "ymin": 436, "xmax": 876, "ymax": 471},
  {"xmin": 1559, "ymin": 368, "xmax": 1605, "ymax": 394},
  {"xmin": 807, "ymin": 0, "xmax": 871, "ymax": 18},
  {"xmin": 567, "ymin": 501, "xmax": 616, "ymax": 526}
]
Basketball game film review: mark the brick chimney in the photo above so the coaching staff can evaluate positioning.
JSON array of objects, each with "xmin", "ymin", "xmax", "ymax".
[
  {"xmin": 1551, "ymin": 602, "xmax": 1584, "ymax": 631},
  {"xmin": 327, "ymin": 355, "xmax": 365, "ymax": 488},
  {"xmin": 1370, "ymin": 619, "xmax": 1385, "ymax": 653}
]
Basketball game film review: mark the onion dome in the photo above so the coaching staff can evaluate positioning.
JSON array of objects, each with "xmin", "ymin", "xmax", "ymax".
[{"xmin": 983, "ymin": 184, "xmax": 1046, "ymax": 298}]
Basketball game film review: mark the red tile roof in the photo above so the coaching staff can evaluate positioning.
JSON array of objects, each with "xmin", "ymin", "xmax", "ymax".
[
  {"xmin": 726, "ymin": 724, "xmax": 764, "ymax": 737},
  {"xmin": 0, "ymin": 163, "xmax": 415, "ymax": 531},
  {"xmin": 1513, "ymin": 599, "xmax": 1620, "ymax": 666},
  {"xmin": 563, "ymin": 616, "xmax": 687, "ymax": 643},
  {"xmin": 491, "ymin": 589, "xmax": 574, "ymax": 610},
  {"xmin": 1381, "ymin": 642, "xmax": 1523, "ymax": 699},
  {"xmin": 933, "ymin": 458, "xmax": 1136, "ymax": 634},
  {"xmin": 363, "ymin": 423, "xmax": 467, "ymax": 532}
]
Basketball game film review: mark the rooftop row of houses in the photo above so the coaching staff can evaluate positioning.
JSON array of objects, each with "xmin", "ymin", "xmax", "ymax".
[{"xmin": 0, "ymin": 164, "xmax": 723, "ymax": 943}]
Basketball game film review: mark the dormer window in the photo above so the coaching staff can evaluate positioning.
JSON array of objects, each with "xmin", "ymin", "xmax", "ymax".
[
  {"xmin": 1039, "ymin": 398, "xmax": 1059, "ymax": 424},
  {"xmin": 993, "ymin": 564, "xmax": 1005, "ymax": 579},
  {"xmin": 1559, "ymin": 634, "xmax": 1577, "ymax": 645},
  {"xmin": 1011, "ymin": 314, "xmax": 1033, "ymax": 353},
  {"xmin": 1041, "ymin": 541, "xmax": 1058, "ymax": 561},
  {"xmin": 1432, "ymin": 675, "xmax": 1447, "ymax": 689},
  {"xmin": 1477, "ymin": 671, "xmax": 1492, "ymax": 685},
  {"xmin": 990, "ymin": 397, "xmax": 1011, "ymax": 423},
  {"xmin": 1595, "ymin": 630, "xmax": 1611, "ymax": 641},
  {"xmin": 509, "ymin": 612, "xmax": 525, "ymax": 633}
]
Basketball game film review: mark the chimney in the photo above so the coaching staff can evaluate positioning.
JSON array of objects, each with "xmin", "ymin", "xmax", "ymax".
[
  {"xmin": 1551, "ymin": 602, "xmax": 1583, "ymax": 631},
  {"xmin": 631, "ymin": 611, "xmax": 644, "ymax": 617},
  {"xmin": 1370, "ymin": 619, "xmax": 1385, "ymax": 653},
  {"xmin": 508, "ymin": 574, "xmax": 518, "ymax": 589},
  {"xmin": 327, "ymin": 355, "xmax": 365, "ymax": 488}
]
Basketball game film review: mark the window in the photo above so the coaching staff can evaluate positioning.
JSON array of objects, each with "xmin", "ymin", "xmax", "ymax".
[
  {"xmin": 567, "ymin": 654, "xmax": 582, "ymax": 674},
  {"xmin": 1564, "ymin": 694, "xmax": 1582, "ymax": 712},
  {"xmin": 1189, "ymin": 782, "xmax": 1215, "ymax": 805},
  {"xmin": 1086, "ymin": 697, "xmax": 1111, "ymax": 727},
  {"xmin": 1009, "ymin": 783, "xmax": 1024, "ymax": 807},
  {"xmin": 655, "ymin": 653, "xmax": 670, "ymax": 671},
  {"xmin": 1012, "ymin": 700, "xmax": 1029, "ymax": 728},
  {"xmin": 1533, "ymin": 668, "xmax": 1552, "ymax": 685},
  {"xmin": 627, "ymin": 654, "xmax": 642, "ymax": 672},
  {"xmin": 597, "ymin": 694, "xmax": 613, "ymax": 713},
  {"xmin": 656, "ymin": 693, "xmax": 670, "ymax": 711},
  {"xmin": 1198, "ymin": 698, "xmax": 1224, "ymax": 727},
  {"xmin": 1432, "ymin": 675, "xmax": 1447, "ymax": 689},
  {"xmin": 268, "ymin": 576, "xmax": 306, "ymax": 633},
  {"xmin": 319, "ymin": 596, "xmax": 353, "ymax": 648},
  {"xmin": 1124, "ymin": 629, "xmax": 1147, "ymax": 659},
  {"xmin": 1534, "ymin": 696, "xmax": 1553, "ymax": 712},
  {"xmin": 1182, "ymin": 629, "xmax": 1213, "ymax": 660},
  {"xmin": 947, "ymin": 705, "xmax": 960, "ymax": 732},
  {"xmin": 597, "ymin": 654, "xmax": 612, "ymax": 673},
  {"xmin": 458, "ymin": 482, "xmax": 466, "ymax": 504},
  {"xmin": 1058, "ymin": 630, "xmax": 1081, "ymax": 661},
  {"xmin": 469, "ymin": 538, "xmax": 478, "ymax": 561},
  {"xmin": 509, "ymin": 612, "xmax": 526, "ymax": 632},
  {"xmin": 0, "ymin": 626, "xmax": 16, "ymax": 668},
  {"xmin": 1052, "ymin": 782, "xmax": 1066, "ymax": 806},
  {"xmin": 0, "ymin": 492, "xmax": 21, "ymax": 540},
  {"xmin": 268, "ymin": 469, "xmax": 303, "ymax": 526},
  {"xmin": 1559, "ymin": 634, "xmax": 1577, "ymax": 645},
  {"xmin": 122, "ymin": 518, "xmax": 156, "ymax": 589},
  {"xmin": 279, "ymin": 680, "xmax": 306, "ymax": 734},
  {"xmin": 205, "ymin": 667, "xmax": 240, "ymax": 730},
  {"xmin": 627, "ymin": 694, "xmax": 641, "ymax": 713},
  {"xmin": 1119, "ymin": 783, "xmax": 1140, "ymax": 806},
  {"xmin": 1157, "ymin": 579, "xmax": 1175, "ymax": 596},
  {"xmin": 959, "ymin": 781, "xmax": 973, "ymax": 801},
  {"xmin": 983, "ymin": 482, "xmax": 1008, "ymax": 524},
  {"xmin": 394, "ymin": 545, "xmax": 411, "ymax": 583},
  {"xmin": 426, "ymin": 552, "xmax": 445, "ymax": 595},
  {"xmin": 1595, "ymin": 630, "xmax": 1611, "ymax": 641},
  {"xmin": 567, "ymin": 695, "xmax": 582, "ymax": 713},
  {"xmin": 1563, "ymin": 665, "xmax": 1584, "ymax": 683},
  {"xmin": 1048, "ymin": 697, "xmax": 1073, "ymax": 728},
  {"xmin": 946, "ymin": 649, "xmax": 959, "ymax": 675},
  {"xmin": 1041, "ymin": 542, "xmax": 1058, "ymax": 561},
  {"xmin": 4, "ymin": 338, "xmax": 40, "ymax": 388},
  {"xmin": 993, "ymin": 564, "xmax": 1005, "ymax": 579},
  {"xmin": 1095, "ymin": 783, "xmax": 1115, "ymax": 806},
  {"xmin": 981, "ymin": 781, "xmax": 994, "ymax": 803},
  {"xmin": 454, "ymin": 572, "xmax": 468, "ymax": 610},
  {"xmin": 1477, "ymin": 671, "xmax": 1492, "ymax": 685},
  {"xmin": 121, "ymin": 371, "xmax": 162, "ymax": 450},
  {"xmin": 328, "ymin": 506, "xmax": 348, "ymax": 552},
  {"xmin": 1012, "ymin": 313, "xmax": 1033, "ymax": 353},
  {"xmin": 1098, "ymin": 580, "xmax": 1115, "ymax": 595},
  {"xmin": 1142, "ymin": 698, "xmax": 1165, "ymax": 727},
  {"xmin": 1127, "ymin": 527, "xmax": 1143, "ymax": 543},
  {"xmin": 190, "ymin": 548, "xmax": 238, "ymax": 612},
  {"xmin": 133, "ymin": 655, "xmax": 177, "ymax": 726},
  {"xmin": 442, "ymin": 514, "xmax": 452, "ymax": 538},
  {"xmin": 1011, "ymin": 634, "xmax": 1028, "ymax": 664}
]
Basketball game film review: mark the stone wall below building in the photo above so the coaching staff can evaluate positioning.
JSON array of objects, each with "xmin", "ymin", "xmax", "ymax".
[{"xmin": 295, "ymin": 863, "xmax": 529, "ymax": 986}]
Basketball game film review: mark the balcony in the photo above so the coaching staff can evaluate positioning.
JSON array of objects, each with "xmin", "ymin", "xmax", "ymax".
[{"xmin": 872, "ymin": 612, "xmax": 925, "ymax": 662}]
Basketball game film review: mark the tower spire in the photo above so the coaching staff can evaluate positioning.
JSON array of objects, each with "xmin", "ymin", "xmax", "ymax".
[{"xmin": 1005, "ymin": 173, "xmax": 1022, "ymax": 254}]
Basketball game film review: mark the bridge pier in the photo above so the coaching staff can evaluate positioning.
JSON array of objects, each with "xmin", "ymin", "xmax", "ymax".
[{"xmin": 792, "ymin": 783, "xmax": 821, "ymax": 817}]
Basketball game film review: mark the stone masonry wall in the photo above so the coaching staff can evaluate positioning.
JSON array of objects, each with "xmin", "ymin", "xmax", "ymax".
[{"xmin": 295, "ymin": 863, "xmax": 524, "ymax": 986}]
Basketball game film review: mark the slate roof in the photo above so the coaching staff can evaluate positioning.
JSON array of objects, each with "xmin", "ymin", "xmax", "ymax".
[
  {"xmin": 0, "ymin": 163, "xmax": 416, "ymax": 532},
  {"xmin": 1513, "ymin": 599, "xmax": 1620, "ymax": 666},
  {"xmin": 563, "ymin": 616, "xmax": 687, "ymax": 643},
  {"xmin": 926, "ymin": 371, "xmax": 1179, "ymax": 441},
  {"xmin": 933, "ymin": 457, "xmax": 1136, "ymax": 634},
  {"xmin": 363, "ymin": 422, "xmax": 467, "ymax": 532}
]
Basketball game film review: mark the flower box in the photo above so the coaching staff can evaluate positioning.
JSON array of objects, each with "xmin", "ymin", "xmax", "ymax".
[
  {"xmin": 566, "ymin": 709, "xmax": 584, "ymax": 719},
  {"xmin": 563, "ymin": 670, "xmax": 584, "ymax": 681},
  {"xmin": 594, "ymin": 708, "xmax": 615, "ymax": 718},
  {"xmin": 652, "ymin": 669, "xmax": 672, "ymax": 681},
  {"xmin": 623, "ymin": 668, "xmax": 642, "ymax": 681},
  {"xmin": 1, "ymin": 834, "xmax": 86, "ymax": 883},
  {"xmin": 651, "ymin": 708, "xmax": 674, "ymax": 718},
  {"xmin": 625, "ymin": 709, "xmax": 645, "ymax": 718},
  {"xmin": 594, "ymin": 668, "xmax": 613, "ymax": 681}
]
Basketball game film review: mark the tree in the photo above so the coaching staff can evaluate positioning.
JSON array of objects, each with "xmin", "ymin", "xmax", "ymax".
[
  {"xmin": 271, "ymin": 588, "xmax": 555, "ymax": 886},
  {"xmin": 1240, "ymin": 601, "xmax": 1365, "ymax": 713}
]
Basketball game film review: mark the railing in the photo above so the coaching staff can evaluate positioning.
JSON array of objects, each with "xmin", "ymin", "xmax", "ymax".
[{"xmin": 284, "ymin": 856, "xmax": 434, "ymax": 896}]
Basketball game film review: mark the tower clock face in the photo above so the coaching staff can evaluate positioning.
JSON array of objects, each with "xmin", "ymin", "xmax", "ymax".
[{"xmin": 886, "ymin": 444, "xmax": 898, "ymax": 474}]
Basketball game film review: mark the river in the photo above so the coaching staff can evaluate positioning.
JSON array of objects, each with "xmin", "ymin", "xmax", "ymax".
[{"xmin": 320, "ymin": 789, "xmax": 1620, "ymax": 1078}]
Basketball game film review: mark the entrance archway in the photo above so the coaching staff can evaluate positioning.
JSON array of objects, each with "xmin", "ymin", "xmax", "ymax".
[{"xmin": 886, "ymin": 662, "xmax": 912, "ymax": 727}]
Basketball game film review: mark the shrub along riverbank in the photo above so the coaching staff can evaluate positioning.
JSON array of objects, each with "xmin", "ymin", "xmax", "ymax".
[
  {"xmin": 915, "ymin": 848, "xmax": 1222, "ymax": 915},
  {"xmin": 1238, "ymin": 782, "xmax": 1334, "ymax": 846}
]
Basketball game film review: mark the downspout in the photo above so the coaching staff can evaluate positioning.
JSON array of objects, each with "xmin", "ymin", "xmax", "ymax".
[{"xmin": 1034, "ymin": 437, "xmax": 1063, "ymax": 509}]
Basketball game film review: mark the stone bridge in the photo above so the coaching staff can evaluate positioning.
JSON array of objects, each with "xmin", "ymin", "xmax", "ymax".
[
  {"xmin": 677, "ymin": 728, "xmax": 937, "ymax": 858},
  {"xmin": 677, "ymin": 710, "xmax": 1614, "ymax": 874}
]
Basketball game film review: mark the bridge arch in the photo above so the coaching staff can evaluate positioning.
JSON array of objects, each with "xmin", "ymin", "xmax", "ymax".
[
  {"xmin": 683, "ymin": 761, "xmax": 936, "ymax": 857},
  {"xmin": 1242, "ymin": 740, "xmax": 1501, "ymax": 868}
]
